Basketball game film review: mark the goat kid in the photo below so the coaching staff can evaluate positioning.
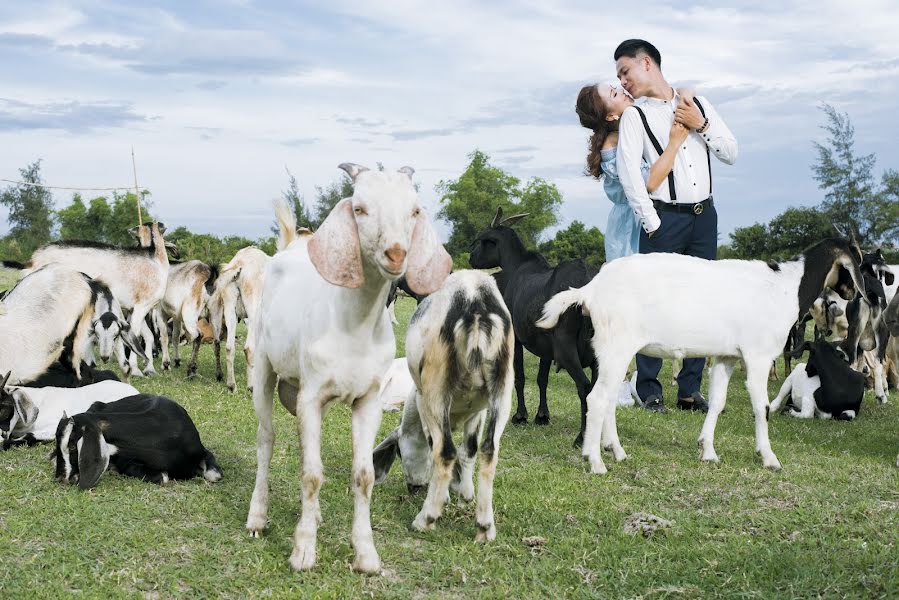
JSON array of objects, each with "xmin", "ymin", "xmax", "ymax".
[
  {"xmin": 245, "ymin": 164, "xmax": 451, "ymax": 574},
  {"xmin": 53, "ymin": 393, "xmax": 223, "ymax": 489},
  {"xmin": 537, "ymin": 238, "xmax": 865, "ymax": 474},
  {"xmin": 373, "ymin": 271, "xmax": 513, "ymax": 541},
  {"xmin": 1, "ymin": 375, "xmax": 139, "ymax": 449}
]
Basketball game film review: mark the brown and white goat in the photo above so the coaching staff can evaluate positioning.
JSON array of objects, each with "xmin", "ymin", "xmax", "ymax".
[{"xmin": 157, "ymin": 260, "xmax": 218, "ymax": 378}]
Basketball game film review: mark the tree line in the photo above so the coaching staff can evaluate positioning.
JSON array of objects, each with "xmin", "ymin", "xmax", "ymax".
[{"xmin": 1, "ymin": 105, "xmax": 895, "ymax": 269}]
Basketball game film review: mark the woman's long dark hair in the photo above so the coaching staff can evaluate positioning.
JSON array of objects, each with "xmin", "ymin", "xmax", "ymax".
[{"xmin": 576, "ymin": 84, "xmax": 618, "ymax": 179}]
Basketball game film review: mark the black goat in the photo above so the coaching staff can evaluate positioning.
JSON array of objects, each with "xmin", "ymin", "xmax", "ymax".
[
  {"xmin": 24, "ymin": 361, "xmax": 119, "ymax": 388},
  {"xmin": 469, "ymin": 207, "xmax": 597, "ymax": 447},
  {"xmin": 53, "ymin": 394, "xmax": 223, "ymax": 489},
  {"xmin": 790, "ymin": 340, "xmax": 865, "ymax": 420}
]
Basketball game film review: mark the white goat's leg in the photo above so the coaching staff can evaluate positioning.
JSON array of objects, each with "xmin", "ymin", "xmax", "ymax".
[
  {"xmin": 246, "ymin": 355, "xmax": 277, "ymax": 538},
  {"xmin": 873, "ymin": 360, "xmax": 887, "ymax": 404},
  {"xmin": 601, "ymin": 391, "xmax": 627, "ymax": 462},
  {"xmin": 475, "ymin": 378, "xmax": 512, "ymax": 543},
  {"xmin": 139, "ymin": 319, "xmax": 157, "ymax": 375},
  {"xmin": 413, "ymin": 401, "xmax": 454, "ymax": 533},
  {"xmin": 224, "ymin": 298, "xmax": 239, "ymax": 393},
  {"xmin": 171, "ymin": 316, "xmax": 183, "ymax": 368},
  {"xmin": 180, "ymin": 307, "xmax": 202, "ymax": 378},
  {"xmin": 584, "ymin": 353, "xmax": 630, "ymax": 474},
  {"xmin": 451, "ymin": 412, "xmax": 485, "ymax": 503},
  {"xmin": 159, "ymin": 310, "xmax": 171, "ymax": 370},
  {"xmin": 289, "ymin": 391, "xmax": 324, "ymax": 572},
  {"xmin": 792, "ymin": 392, "xmax": 816, "ymax": 418},
  {"xmin": 698, "ymin": 358, "xmax": 736, "ymax": 463},
  {"xmin": 769, "ymin": 369, "xmax": 793, "ymax": 414},
  {"xmin": 745, "ymin": 358, "xmax": 781, "ymax": 471},
  {"xmin": 349, "ymin": 390, "xmax": 383, "ymax": 574},
  {"xmin": 244, "ymin": 318, "xmax": 255, "ymax": 391}
]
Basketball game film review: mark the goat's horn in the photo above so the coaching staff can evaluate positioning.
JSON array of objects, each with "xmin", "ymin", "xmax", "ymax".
[
  {"xmin": 490, "ymin": 206, "xmax": 504, "ymax": 228},
  {"xmin": 500, "ymin": 213, "xmax": 530, "ymax": 227},
  {"xmin": 338, "ymin": 163, "xmax": 370, "ymax": 182},
  {"xmin": 0, "ymin": 371, "xmax": 9, "ymax": 392},
  {"xmin": 830, "ymin": 221, "xmax": 847, "ymax": 237},
  {"xmin": 397, "ymin": 166, "xmax": 415, "ymax": 179}
]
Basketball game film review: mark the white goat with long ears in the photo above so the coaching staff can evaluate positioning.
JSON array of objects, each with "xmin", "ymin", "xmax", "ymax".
[
  {"xmin": 245, "ymin": 163, "xmax": 452, "ymax": 574},
  {"xmin": 207, "ymin": 247, "xmax": 270, "ymax": 392},
  {"xmin": 14, "ymin": 223, "xmax": 170, "ymax": 375},
  {"xmin": 0, "ymin": 265, "xmax": 109, "ymax": 384},
  {"xmin": 537, "ymin": 238, "xmax": 866, "ymax": 475}
]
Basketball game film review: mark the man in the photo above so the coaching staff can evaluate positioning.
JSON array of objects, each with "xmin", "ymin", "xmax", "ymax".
[{"xmin": 614, "ymin": 39, "xmax": 738, "ymax": 413}]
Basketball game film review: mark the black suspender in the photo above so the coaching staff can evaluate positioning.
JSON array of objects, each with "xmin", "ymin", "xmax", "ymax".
[
  {"xmin": 693, "ymin": 98, "xmax": 713, "ymax": 197},
  {"xmin": 634, "ymin": 106, "xmax": 676, "ymax": 202}
]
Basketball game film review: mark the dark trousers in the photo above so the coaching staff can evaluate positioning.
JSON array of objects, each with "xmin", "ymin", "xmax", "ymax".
[{"xmin": 635, "ymin": 204, "xmax": 718, "ymax": 402}]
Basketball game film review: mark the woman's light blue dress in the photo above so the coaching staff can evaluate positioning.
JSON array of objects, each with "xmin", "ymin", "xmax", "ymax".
[{"xmin": 600, "ymin": 146, "xmax": 648, "ymax": 262}]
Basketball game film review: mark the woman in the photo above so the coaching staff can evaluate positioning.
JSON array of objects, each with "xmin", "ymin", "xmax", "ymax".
[{"xmin": 576, "ymin": 83, "xmax": 689, "ymax": 261}]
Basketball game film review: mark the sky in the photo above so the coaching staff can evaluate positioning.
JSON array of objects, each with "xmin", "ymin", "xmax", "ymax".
[{"xmin": 1, "ymin": 1, "xmax": 897, "ymax": 244}]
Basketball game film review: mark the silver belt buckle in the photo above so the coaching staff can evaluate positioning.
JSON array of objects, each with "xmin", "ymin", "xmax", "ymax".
[{"xmin": 692, "ymin": 202, "xmax": 704, "ymax": 215}]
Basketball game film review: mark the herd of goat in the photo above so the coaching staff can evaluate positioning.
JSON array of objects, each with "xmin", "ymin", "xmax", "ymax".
[{"xmin": 1, "ymin": 163, "xmax": 898, "ymax": 574}]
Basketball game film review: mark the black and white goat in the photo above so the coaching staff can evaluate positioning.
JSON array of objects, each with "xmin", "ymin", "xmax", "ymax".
[
  {"xmin": 469, "ymin": 207, "xmax": 597, "ymax": 447},
  {"xmin": 53, "ymin": 393, "xmax": 223, "ymax": 489},
  {"xmin": 373, "ymin": 270, "xmax": 514, "ymax": 541},
  {"xmin": 538, "ymin": 238, "xmax": 866, "ymax": 474},
  {"xmin": 0, "ymin": 375, "xmax": 138, "ymax": 449},
  {"xmin": 245, "ymin": 164, "xmax": 451, "ymax": 573},
  {"xmin": 10, "ymin": 223, "xmax": 171, "ymax": 375},
  {"xmin": 157, "ymin": 260, "xmax": 218, "ymax": 378},
  {"xmin": 770, "ymin": 340, "xmax": 865, "ymax": 420},
  {"xmin": 0, "ymin": 264, "xmax": 114, "ymax": 384},
  {"xmin": 86, "ymin": 280, "xmax": 146, "ymax": 377}
]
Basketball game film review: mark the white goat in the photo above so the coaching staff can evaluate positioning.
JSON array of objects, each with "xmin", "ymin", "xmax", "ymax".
[
  {"xmin": 245, "ymin": 164, "xmax": 451, "ymax": 574},
  {"xmin": 207, "ymin": 247, "xmax": 270, "ymax": 392},
  {"xmin": 372, "ymin": 271, "xmax": 514, "ymax": 541},
  {"xmin": 157, "ymin": 260, "xmax": 218, "ymax": 378},
  {"xmin": 15, "ymin": 223, "xmax": 170, "ymax": 375},
  {"xmin": 537, "ymin": 238, "xmax": 866, "ymax": 475},
  {"xmin": 0, "ymin": 378, "xmax": 139, "ymax": 447},
  {"xmin": 0, "ymin": 264, "xmax": 107, "ymax": 384}
]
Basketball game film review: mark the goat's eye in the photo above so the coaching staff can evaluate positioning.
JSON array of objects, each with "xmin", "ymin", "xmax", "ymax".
[
  {"xmin": 412, "ymin": 207, "xmax": 421, "ymax": 218},
  {"xmin": 354, "ymin": 206, "xmax": 367, "ymax": 216}
]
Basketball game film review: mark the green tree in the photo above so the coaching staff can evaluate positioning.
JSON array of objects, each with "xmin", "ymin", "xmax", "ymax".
[
  {"xmin": 57, "ymin": 194, "xmax": 90, "ymax": 240},
  {"xmin": 812, "ymin": 104, "xmax": 878, "ymax": 243},
  {"xmin": 537, "ymin": 221, "xmax": 605, "ymax": 268},
  {"xmin": 0, "ymin": 160, "xmax": 55, "ymax": 258},
  {"xmin": 272, "ymin": 167, "xmax": 314, "ymax": 234},
  {"xmin": 312, "ymin": 173, "xmax": 354, "ymax": 228},
  {"xmin": 729, "ymin": 222, "xmax": 769, "ymax": 259},
  {"xmin": 765, "ymin": 206, "xmax": 834, "ymax": 259},
  {"xmin": 436, "ymin": 150, "xmax": 561, "ymax": 257}
]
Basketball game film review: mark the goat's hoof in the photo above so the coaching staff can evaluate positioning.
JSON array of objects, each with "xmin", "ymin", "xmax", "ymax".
[
  {"xmin": 612, "ymin": 447, "xmax": 628, "ymax": 462},
  {"xmin": 511, "ymin": 413, "xmax": 528, "ymax": 425},
  {"xmin": 412, "ymin": 513, "xmax": 437, "ymax": 532},
  {"xmin": 162, "ymin": 361, "xmax": 170, "ymax": 370},
  {"xmin": 186, "ymin": 368, "xmax": 197, "ymax": 380},
  {"xmin": 588, "ymin": 456, "xmax": 608, "ymax": 475},
  {"xmin": 216, "ymin": 373, "xmax": 224, "ymax": 382},
  {"xmin": 700, "ymin": 449, "xmax": 719, "ymax": 463},
  {"xmin": 763, "ymin": 456, "xmax": 782, "ymax": 471},
  {"xmin": 572, "ymin": 432, "xmax": 584, "ymax": 449},
  {"xmin": 174, "ymin": 359, "xmax": 181, "ymax": 368},
  {"xmin": 227, "ymin": 383, "xmax": 236, "ymax": 393},
  {"xmin": 288, "ymin": 544, "xmax": 317, "ymax": 572},
  {"xmin": 534, "ymin": 414, "xmax": 550, "ymax": 426},
  {"xmin": 352, "ymin": 550, "xmax": 381, "ymax": 575},
  {"xmin": 475, "ymin": 523, "xmax": 496, "ymax": 543},
  {"xmin": 246, "ymin": 514, "xmax": 267, "ymax": 536}
]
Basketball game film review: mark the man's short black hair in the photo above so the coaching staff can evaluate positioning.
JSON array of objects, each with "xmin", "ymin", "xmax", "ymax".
[{"xmin": 614, "ymin": 39, "xmax": 662, "ymax": 67}]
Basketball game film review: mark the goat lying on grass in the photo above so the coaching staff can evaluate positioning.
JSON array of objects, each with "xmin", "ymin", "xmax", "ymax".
[
  {"xmin": 373, "ymin": 270, "xmax": 514, "ymax": 541},
  {"xmin": 245, "ymin": 164, "xmax": 451, "ymax": 573},
  {"xmin": 770, "ymin": 340, "xmax": 865, "ymax": 420},
  {"xmin": 537, "ymin": 238, "xmax": 866, "ymax": 474},
  {"xmin": 53, "ymin": 393, "xmax": 223, "ymax": 489},
  {"xmin": 0, "ymin": 375, "xmax": 138, "ymax": 449}
]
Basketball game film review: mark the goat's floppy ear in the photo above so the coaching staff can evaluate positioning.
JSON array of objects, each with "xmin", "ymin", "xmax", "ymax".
[
  {"xmin": 405, "ymin": 209, "xmax": 452, "ymax": 296},
  {"xmin": 373, "ymin": 429, "xmax": 400, "ymax": 484},
  {"xmin": 790, "ymin": 340, "xmax": 813, "ymax": 359},
  {"xmin": 11, "ymin": 390, "xmax": 38, "ymax": 429},
  {"xmin": 120, "ymin": 326, "xmax": 148, "ymax": 361},
  {"xmin": 882, "ymin": 269, "xmax": 895, "ymax": 286},
  {"xmin": 76, "ymin": 423, "xmax": 110, "ymax": 490},
  {"xmin": 308, "ymin": 198, "xmax": 364, "ymax": 288},
  {"xmin": 338, "ymin": 163, "xmax": 369, "ymax": 182},
  {"xmin": 828, "ymin": 303, "xmax": 844, "ymax": 317},
  {"xmin": 155, "ymin": 222, "xmax": 167, "ymax": 236}
]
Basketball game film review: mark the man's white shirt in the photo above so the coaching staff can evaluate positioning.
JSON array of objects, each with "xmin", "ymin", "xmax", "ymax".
[{"xmin": 617, "ymin": 89, "xmax": 738, "ymax": 233}]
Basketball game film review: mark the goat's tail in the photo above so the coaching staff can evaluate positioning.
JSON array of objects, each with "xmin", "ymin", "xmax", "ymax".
[
  {"xmin": 536, "ymin": 287, "xmax": 586, "ymax": 330},
  {"xmin": 1, "ymin": 260, "xmax": 26, "ymax": 270},
  {"xmin": 274, "ymin": 199, "xmax": 297, "ymax": 252}
]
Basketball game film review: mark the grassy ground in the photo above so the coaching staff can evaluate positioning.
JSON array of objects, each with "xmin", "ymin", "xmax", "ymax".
[{"xmin": 1, "ymin": 284, "xmax": 897, "ymax": 598}]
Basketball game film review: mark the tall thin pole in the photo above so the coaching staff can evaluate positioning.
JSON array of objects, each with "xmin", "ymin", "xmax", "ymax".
[{"xmin": 131, "ymin": 146, "xmax": 143, "ymax": 226}]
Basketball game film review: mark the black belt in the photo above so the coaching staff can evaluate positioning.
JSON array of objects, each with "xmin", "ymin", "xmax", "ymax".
[{"xmin": 653, "ymin": 196, "xmax": 713, "ymax": 215}]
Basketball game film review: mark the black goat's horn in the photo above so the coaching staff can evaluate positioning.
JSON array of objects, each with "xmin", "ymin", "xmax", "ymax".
[
  {"xmin": 0, "ymin": 371, "xmax": 10, "ymax": 392},
  {"xmin": 500, "ymin": 213, "xmax": 530, "ymax": 227},
  {"xmin": 490, "ymin": 206, "xmax": 504, "ymax": 228}
]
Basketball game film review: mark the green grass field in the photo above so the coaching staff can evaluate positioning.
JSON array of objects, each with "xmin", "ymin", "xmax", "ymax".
[{"xmin": 1, "ymin": 274, "xmax": 897, "ymax": 598}]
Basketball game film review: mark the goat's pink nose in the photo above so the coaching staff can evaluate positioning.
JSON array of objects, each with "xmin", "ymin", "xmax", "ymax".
[{"xmin": 385, "ymin": 245, "xmax": 407, "ymax": 267}]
